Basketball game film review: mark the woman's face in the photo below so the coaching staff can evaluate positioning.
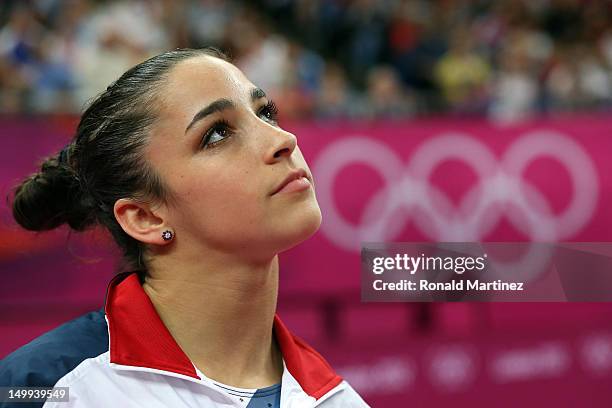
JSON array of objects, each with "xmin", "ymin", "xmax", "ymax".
[{"xmin": 146, "ymin": 55, "xmax": 321, "ymax": 261}]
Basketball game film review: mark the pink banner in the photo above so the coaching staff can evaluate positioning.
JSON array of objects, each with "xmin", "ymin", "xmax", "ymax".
[{"xmin": 280, "ymin": 115, "xmax": 612, "ymax": 295}]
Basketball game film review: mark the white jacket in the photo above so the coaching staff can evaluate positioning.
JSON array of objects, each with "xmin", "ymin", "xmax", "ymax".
[{"xmin": 4, "ymin": 273, "xmax": 367, "ymax": 407}]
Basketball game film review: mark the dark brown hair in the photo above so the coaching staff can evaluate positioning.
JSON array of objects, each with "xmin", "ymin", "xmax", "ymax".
[{"xmin": 11, "ymin": 47, "xmax": 227, "ymax": 271}]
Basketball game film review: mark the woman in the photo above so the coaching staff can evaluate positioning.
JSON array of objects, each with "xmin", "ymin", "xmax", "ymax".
[{"xmin": 1, "ymin": 48, "xmax": 368, "ymax": 408}]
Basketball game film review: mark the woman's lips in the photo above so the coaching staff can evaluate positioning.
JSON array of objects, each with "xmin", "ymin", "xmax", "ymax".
[
  {"xmin": 275, "ymin": 176, "xmax": 311, "ymax": 194},
  {"xmin": 271, "ymin": 169, "xmax": 311, "ymax": 195}
]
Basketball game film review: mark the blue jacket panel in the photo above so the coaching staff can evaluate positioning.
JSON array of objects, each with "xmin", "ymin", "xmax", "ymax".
[{"xmin": 0, "ymin": 309, "xmax": 108, "ymax": 408}]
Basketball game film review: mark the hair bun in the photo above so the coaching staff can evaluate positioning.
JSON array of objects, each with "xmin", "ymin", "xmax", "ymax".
[{"xmin": 12, "ymin": 154, "xmax": 97, "ymax": 231}]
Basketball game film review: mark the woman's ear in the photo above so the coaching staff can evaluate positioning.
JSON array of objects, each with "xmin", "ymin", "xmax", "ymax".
[{"xmin": 113, "ymin": 198, "xmax": 172, "ymax": 245}]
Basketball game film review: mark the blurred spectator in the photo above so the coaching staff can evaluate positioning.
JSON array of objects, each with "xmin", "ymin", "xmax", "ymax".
[
  {"xmin": 388, "ymin": 0, "xmax": 446, "ymax": 111},
  {"xmin": 340, "ymin": 0, "xmax": 389, "ymax": 86},
  {"xmin": 72, "ymin": 0, "xmax": 171, "ymax": 107},
  {"xmin": 185, "ymin": 0, "xmax": 234, "ymax": 48},
  {"xmin": 231, "ymin": 8, "xmax": 290, "ymax": 95},
  {"xmin": 314, "ymin": 62, "xmax": 365, "ymax": 119},
  {"xmin": 269, "ymin": 40, "xmax": 324, "ymax": 120},
  {"xmin": 488, "ymin": 28, "xmax": 547, "ymax": 123},
  {"xmin": 363, "ymin": 65, "xmax": 414, "ymax": 119},
  {"xmin": 434, "ymin": 25, "xmax": 491, "ymax": 113},
  {"xmin": 31, "ymin": 0, "xmax": 89, "ymax": 113},
  {"xmin": 0, "ymin": 5, "xmax": 47, "ymax": 112},
  {"xmin": 601, "ymin": 28, "xmax": 612, "ymax": 69}
]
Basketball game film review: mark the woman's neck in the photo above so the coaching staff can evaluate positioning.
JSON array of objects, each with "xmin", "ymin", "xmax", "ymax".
[{"xmin": 142, "ymin": 252, "xmax": 282, "ymax": 389}]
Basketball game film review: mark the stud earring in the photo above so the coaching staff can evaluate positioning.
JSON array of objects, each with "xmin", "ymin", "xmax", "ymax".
[{"xmin": 161, "ymin": 230, "xmax": 174, "ymax": 241}]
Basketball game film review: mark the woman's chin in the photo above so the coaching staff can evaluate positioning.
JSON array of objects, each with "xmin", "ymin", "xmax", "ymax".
[{"xmin": 275, "ymin": 204, "xmax": 322, "ymax": 253}]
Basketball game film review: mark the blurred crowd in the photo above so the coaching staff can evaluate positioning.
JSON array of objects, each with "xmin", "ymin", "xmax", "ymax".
[{"xmin": 0, "ymin": 0, "xmax": 611, "ymax": 122}]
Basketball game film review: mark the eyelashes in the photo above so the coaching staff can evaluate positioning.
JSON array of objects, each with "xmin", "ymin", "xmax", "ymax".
[
  {"xmin": 199, "ymin": 100, "xmax": 280, "ymax": 149},
  {"xmin": 258, "ymin": 100, "xmax": 279, "ymax": 124}
]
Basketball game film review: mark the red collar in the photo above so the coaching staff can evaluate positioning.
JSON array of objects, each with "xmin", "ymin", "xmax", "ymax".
[{"xmin": 105, "ymin": 273, "xmax": 342, "ymax": 399}]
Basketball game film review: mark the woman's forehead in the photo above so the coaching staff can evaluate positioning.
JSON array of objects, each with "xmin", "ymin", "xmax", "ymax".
[{"xmin": 162, "ymin": 56, "xmax": 255, "ymax": 107}]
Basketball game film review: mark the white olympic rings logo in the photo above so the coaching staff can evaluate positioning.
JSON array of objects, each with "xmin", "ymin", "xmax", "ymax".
[{"xmin": 314, "ymin": 131, "xmax": 599, "ymax": 280}]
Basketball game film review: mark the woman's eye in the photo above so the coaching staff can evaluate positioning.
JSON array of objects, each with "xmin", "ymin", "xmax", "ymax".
[
  {"xmin": 258, "ymin": 101, "xmax": 279, "ymax": 124},
  {"xmin": 201, "ymin": 122, "xmax": 232, "ymax": 149}
]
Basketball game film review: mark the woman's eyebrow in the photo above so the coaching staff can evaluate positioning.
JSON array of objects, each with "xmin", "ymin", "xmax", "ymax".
[
  {"xmin": 250, "ymin": 87, "xmax": 266, "ymax": 101},
  {"xmin": 184, "ymin": 88, "xmax": 267, "ymax": 134}
]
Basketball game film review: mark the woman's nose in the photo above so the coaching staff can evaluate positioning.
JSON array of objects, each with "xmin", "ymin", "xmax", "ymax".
[{"xmin": 264, "ymin": 126, "xmax": 297, "ymax": 164}]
